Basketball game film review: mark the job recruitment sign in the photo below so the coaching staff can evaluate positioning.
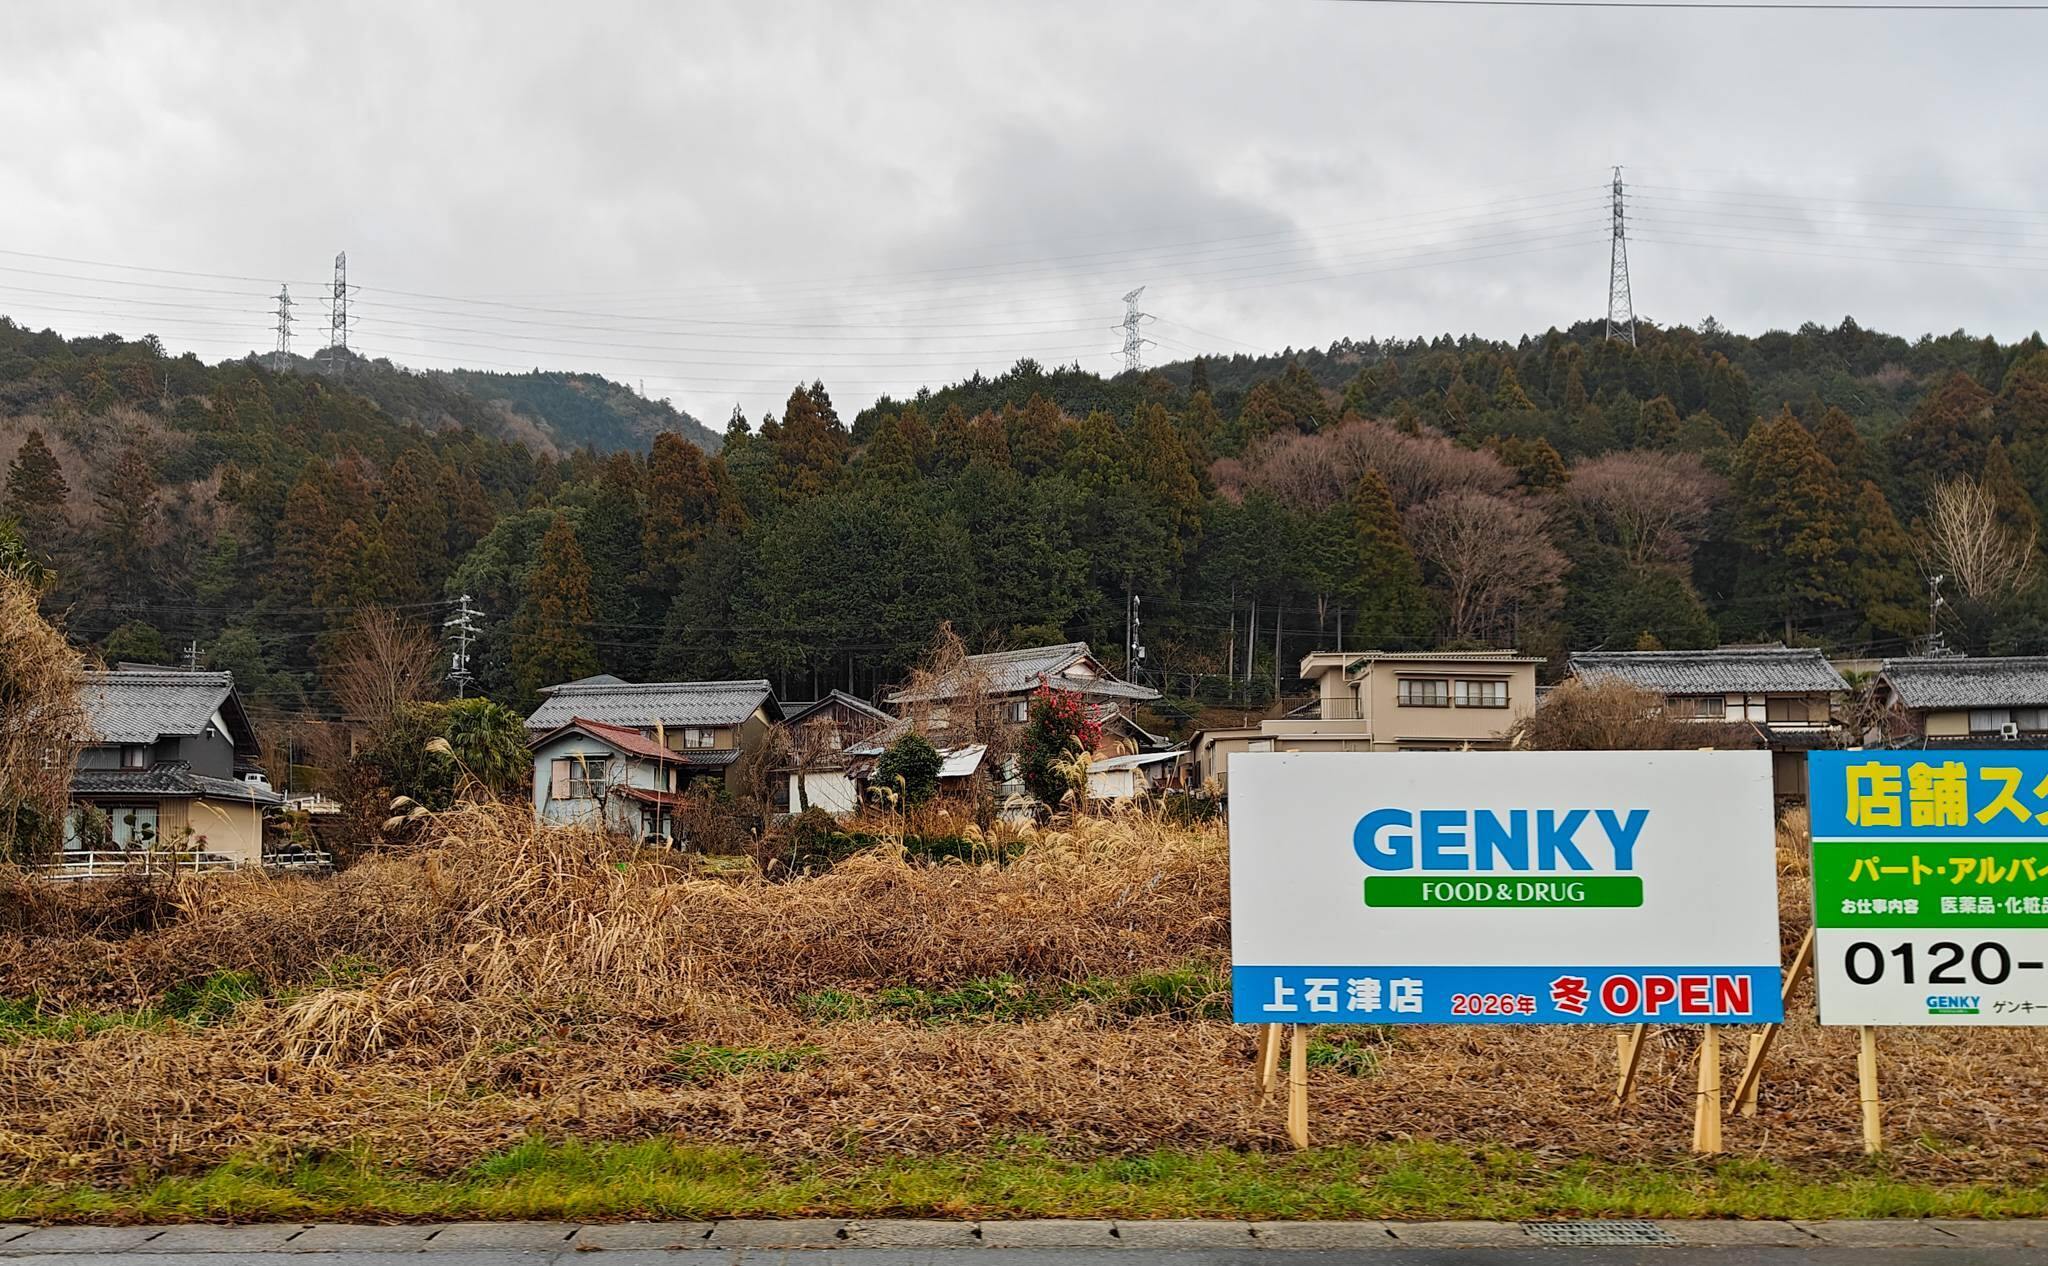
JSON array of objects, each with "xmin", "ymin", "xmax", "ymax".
[
  {"xmin": 1229, "ymin": 751, "xmax": 1783, "ymax": 1025},
  {"xmin": 1809, "ymin": 750, "xmax": 2048, "ymax": 1026}
]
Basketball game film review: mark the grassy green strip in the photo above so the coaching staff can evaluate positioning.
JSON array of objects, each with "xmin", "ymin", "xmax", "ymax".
[{"xmin": 0, "ymin": 1139, "xmax": 2043, "ymax": 1223}]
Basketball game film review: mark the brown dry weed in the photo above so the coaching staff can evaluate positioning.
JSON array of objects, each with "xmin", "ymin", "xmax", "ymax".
[{"xmin": 0, "ymin": 805, "xmax": 2041, "ymax": 1182}]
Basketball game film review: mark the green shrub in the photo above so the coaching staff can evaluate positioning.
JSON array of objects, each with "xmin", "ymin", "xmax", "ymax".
[{"xmin": 873, "ymin": 734, "xmax": 942, "ymax": 807}]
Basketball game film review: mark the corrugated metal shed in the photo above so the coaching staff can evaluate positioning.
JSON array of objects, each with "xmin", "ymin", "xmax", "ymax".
[
  {"xmin": 526, "ymin": 680, "xmax": 777, "ymax": 731},
  {"xmin": 1881, "ymin": 656, "xmax": 2048, "ymax": 710},
  {"xmin": 79, "ymin": 670, "xmax": 235, "ymax": 744},
  {"xmin": 1568, "ymin": 646, "xmax": 1847, "ymax": 695}
]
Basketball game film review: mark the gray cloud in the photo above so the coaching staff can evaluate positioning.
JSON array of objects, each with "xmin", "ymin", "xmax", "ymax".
[{"xmin": 1, "ymin": 0, "xmax": 2042, "ymax": 423}]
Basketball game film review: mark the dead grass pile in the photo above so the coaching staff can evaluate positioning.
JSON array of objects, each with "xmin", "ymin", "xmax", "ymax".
[{"xmin": 0, "ymin": 804, "xmax": 2042, "ymax": 1184}]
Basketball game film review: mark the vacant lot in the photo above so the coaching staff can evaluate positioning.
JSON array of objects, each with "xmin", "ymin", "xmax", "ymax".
[{"xmin": 0, "ymin": 807, "xmax": 2042, "ymax": 1220}]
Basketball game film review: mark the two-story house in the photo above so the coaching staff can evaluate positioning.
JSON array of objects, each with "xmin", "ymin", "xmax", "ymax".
[
  {"xmin": 525, "ymin": 679, "xmax": 781, "ymax": 833},
  {"xmin": 884, "ymin": 642, "xmax": 1163, "ymax": 750},
  {"xmin": 1188, "ymin": 649, "xmax": 1543, "ymax": 792},
  {"xmin": 1873, "ymin": 656, "xmax": 2048, "ymax": 747},
  {"xmin": 69, "ymin": 668, "xmax": 281, "ymax": 863},
  {"xmin": 778, "ymin": 690, "xmax": 894, "ymax": 814},
  {"xmin": 1565, "ymin": 645, "xmax": 1848, "ymax": 799}
]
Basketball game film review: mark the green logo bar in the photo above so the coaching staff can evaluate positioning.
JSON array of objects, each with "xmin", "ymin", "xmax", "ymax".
[{"xmin": 1364, "ymin": 876, "xmax": 1644, "ymax": 908}]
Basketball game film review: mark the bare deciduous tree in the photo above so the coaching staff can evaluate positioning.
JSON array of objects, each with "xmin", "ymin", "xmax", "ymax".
[
  {"xmin": 1219, "ymin": 417, "xmax": 1515, "ymax": 514},
  {"xmin": 1508, "ymin": 678, "xmax": 1762, "ymax": 751},
  {"xmin": 1568, "ymin": 451, "xmax": 1725, "ymax": 569},
  {"xmin": 1923, "ymin": 475, "xmax": 2036, "ymax": 603},
  {"xmin": 1405, "ymin": 490, "xmax": 1565, "ymax": 644},
  {"xmin": 0, "ymin": 573, "xmax": 86, "ymax": 862},
  {"xmin": 325, "ymin": 609, "xmax": 441, "ymax": 740}
]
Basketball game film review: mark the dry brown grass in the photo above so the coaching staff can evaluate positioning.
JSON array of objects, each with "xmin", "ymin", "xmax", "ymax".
[{"xmin": 0, "ymin": 805, "xmax": 2043, "ymax": 1184}]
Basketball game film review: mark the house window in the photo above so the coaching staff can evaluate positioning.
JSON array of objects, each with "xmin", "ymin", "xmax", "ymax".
[
  {"xmin": 121, "ymin": 745, "xmax": 148, "ymax": 769},
  {"xmin": 1453, "ymin": 679, "xmax": 1507, "ymax": 708},
  {"xmin": 1680, "ymin": 695, "xmax": 1726, "ymax": 720},
  {"xmin": 1767, "ymin": 696, "xmax": 1814, "ymax": 724},
  {"xmin": 1971, "ymin": 708, "xmax": 2014, "ymax": 734},
  {"xmin": 112, "ymin": 804, "xmax": 159, "ymax": 847},
  {"xmin": 683, "ymin": 727, "xmax": 716, "ymax": 749},
  {"xmin": 549, "ymin": 756, "xmax": 610, "ymax": 800},
  {"xmin": 1008, "ymin": 700, "xmax": 1030, "ymax": 723},
  {"xmin": 2016, "ymin": 708, "xmax": 2048, "ymax": 732},
  {"xmin": 1397, "ymin": 678, "xmax": 1450, "ymax": 708}
]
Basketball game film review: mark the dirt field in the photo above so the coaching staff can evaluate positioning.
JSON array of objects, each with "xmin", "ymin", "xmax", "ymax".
[{"xmin": 0, "ymin": 807, "xmax": 2042, "ymax": 1188}]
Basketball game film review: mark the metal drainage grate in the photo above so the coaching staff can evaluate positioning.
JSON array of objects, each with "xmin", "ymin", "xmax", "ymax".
[{"xmin": 1524, "ymin": 1220, "xmax": 1679, "ymax": 1246}]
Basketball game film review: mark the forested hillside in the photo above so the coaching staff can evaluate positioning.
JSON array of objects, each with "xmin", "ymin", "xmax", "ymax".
[
  {"xmin": 5, "ymin": 312, "xmax": 2048, "ymax": 735},
  {"xmin": 431, "ymin": 368, "xmax": 718, "ymax": 455}
]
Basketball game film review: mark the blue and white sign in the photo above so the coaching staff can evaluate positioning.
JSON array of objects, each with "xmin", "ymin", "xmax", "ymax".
[{"xmin": 1228, "ymin": 751, "xmax": 1784, "ymax": 1025}]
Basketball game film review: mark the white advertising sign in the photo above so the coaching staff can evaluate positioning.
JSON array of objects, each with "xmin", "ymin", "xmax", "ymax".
[{"xmin": 1229, "ymin": 751, "xmax": 1784, "ymax": 1024}]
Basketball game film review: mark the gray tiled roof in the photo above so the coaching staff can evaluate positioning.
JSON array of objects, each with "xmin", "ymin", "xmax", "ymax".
[
  {"xmin": 71, "ymin": 762, "xmax": 282, "ymax": 805},
  {"xmin": 79, "ymin": 670, "xmax": 235, "ymax": 744},
  {"xmin": 783, "ymin": 689, "xmax": 892, "ymax": 726},
  {"xmin": 525, "ymin": 679, "xmax": 776, "ymax": 731},
  {"xmin": 887, "ymin": 642, "xmax": 1160, "ymax": 704},
  {"xmin": 1881, "ymin": 656, "xmax": 2048, "ymax": 710},
  {"xmin": 1568, "ymin": 646, "xmax": 1848, "ymax": 695}
]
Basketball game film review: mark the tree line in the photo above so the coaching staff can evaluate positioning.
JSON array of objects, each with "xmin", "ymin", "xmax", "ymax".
[{"xmin": 4, "ymin": 313, "xmax": 2048, "ymax": 738}]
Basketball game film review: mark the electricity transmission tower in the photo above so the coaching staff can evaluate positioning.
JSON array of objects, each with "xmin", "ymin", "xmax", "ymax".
[
  {"xmin": 444, "ymin": 593, "xmax": 484, "ymax": 698},
  {"xmin": 271, "ymin": 285, "xmax": 293, "ymax": 369},
  {"xmin": 1118, "ymin": 286, "xmax": 1154, "ymax": 374},
  {"xmin": 329, "ymin": 251, "xmax": 350, "ymax": 374},
  {"xmin": 1604, "ymin": 166, "xmax": 1636, "ymax": 346}
]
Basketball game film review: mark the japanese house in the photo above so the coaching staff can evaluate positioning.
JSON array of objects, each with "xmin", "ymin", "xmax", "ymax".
[
  {"xmin": 528, "ymin": 718, "xmax": 695, "ymax": 841},
  {"xmin": 777, "ymin": 690, "xmax": 894, "ymax": 814},
  {"xmin": 69, "ymin": 668, "xmax": 281, "ymax": 863},
  {"xmin": 524, "ymin": 678, "xmax": 782, "ymax": 813},
  {"xmin": 1873, "ymin": 656, "xmax": 2048, "ymax": 747},
  {"xmin": 884, "ymin": 641, "xmax": 1161, "ymax": 741},
  {"xmin": 1566, "ymin": 644, "xmax": 1849, "ymax": 800},
  {"xmin": 1188, "ymin": 649, "xmax": 1542, "ymax": 793}
]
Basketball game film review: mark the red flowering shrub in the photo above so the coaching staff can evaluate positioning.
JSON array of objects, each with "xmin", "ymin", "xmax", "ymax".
[{"xmin": 1017, "ymin": 684, "xmax": 1101, "ymax": 807}]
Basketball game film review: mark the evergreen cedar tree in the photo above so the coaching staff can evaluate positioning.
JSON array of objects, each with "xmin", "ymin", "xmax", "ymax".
[
  {"xmin": 1018, "ymin": 686, "xmax": 1103, "ymax": 808},
  {"xmin": 10, "ymin": 318, "xmax": 2048, "ymax": 718}
]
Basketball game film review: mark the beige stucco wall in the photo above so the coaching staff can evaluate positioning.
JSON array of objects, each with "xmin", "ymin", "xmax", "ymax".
[
  {"xmin": 184, "ymin": 799, "xmax": 263, "ymax": 864},
  {"xmin": 1923, "ymin": 709, "xmax": 1970, "ymax": 738},
  {"xmin": 1361, "ymin": 661, "xmax": 1536, "ymax": 748}
]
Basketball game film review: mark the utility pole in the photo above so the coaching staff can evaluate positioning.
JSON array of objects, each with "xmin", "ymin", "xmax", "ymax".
[
  {"xmin": 272, "ymin": 284, "xmax": 293, "ymax": 370},
  {"xmin": 182, "ymin": 639, "xmax": 201, "ymax": 671},
  {"xmin": 444, "ymin": 593, "xmax": 483, "ymax": 698},
  {"xmin": 1604, "ymin": 166, "xmax": 1636, "ymax": 347},
  {"xmin": 1924, "ymin": 574, "xmax": 1949, "ymax": 657},
  {"xmin": 1125, "ymin": 586, "xmax": 1145, "ymax": 684},
  {"xmin": 1118, "ymin": 286, "xmax": 1153, "ymax": 374},
  {"xmin": 329, "ymin": 251, "xmax": 349, "ymax": 375}
]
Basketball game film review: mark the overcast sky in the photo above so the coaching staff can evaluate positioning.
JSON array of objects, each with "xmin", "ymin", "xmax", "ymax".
[{"xmin": 3, "ymin": 0, "xmax": 2045, "ymax": 423}]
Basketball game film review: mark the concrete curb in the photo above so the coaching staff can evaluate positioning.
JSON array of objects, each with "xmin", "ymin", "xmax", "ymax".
[{"xmin": 0, "ymin": 1217, "xmax": 2044, "ymax": 1253}]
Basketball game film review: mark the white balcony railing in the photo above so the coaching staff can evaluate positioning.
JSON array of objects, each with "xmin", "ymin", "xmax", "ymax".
[{"xmin": 39, "ymin": 850, "xmax": 334, "ymax": 881}]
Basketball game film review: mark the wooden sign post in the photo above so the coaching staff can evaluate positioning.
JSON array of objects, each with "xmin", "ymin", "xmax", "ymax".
[
  {"xmin": 1727, "ymin": 928, "xmax": 1815, "ymax": 1117},
  {"xmin": 1252, "ymin": 1023, "xmax": 1310, "ymax": 1149},
  {"xmin": 1857, "ymin": 1025, "xmax": 1883, "ymax": 1154},
  {"xmin": 1691, "ymin": 1024, "xmax": 1723, "ymax": 1153}
]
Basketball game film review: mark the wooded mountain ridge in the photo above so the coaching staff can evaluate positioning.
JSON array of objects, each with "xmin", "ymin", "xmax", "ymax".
[{"xmin": 3, "ymin": 312, "xmax": 2046, "ymax": 732}]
